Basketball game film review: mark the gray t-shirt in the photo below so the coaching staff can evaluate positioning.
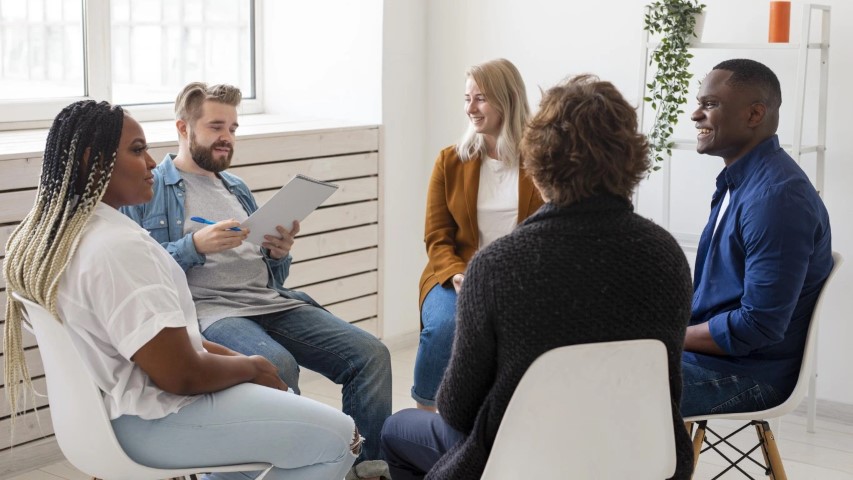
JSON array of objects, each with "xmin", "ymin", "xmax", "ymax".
[{"xmin": 181, "ymin": 171, "xmax": 304, "ymax": 331}]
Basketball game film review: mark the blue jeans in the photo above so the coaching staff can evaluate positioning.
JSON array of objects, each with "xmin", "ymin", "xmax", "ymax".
[
  {"xmin": 202, "ymin": 305, "xmax": 392, "ymax": 461},
  {"xmin": 412, "ymin": 284, "xmax": 457, "ymax": 406},
  {"xmin": 681, "ymin": 361, "xmax": 785, "ymax": 417},
  {"xmin": 111, "ymin": 383, "xmax": 357, "ymax": 480},
  {"xmin": 380, "ymin": 408, "xmax": 465, "ymax": 480}
]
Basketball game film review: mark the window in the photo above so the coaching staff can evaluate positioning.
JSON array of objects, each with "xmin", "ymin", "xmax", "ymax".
[
  {"xmin": 0, "ymin": 0, "xmax": 85, "ymax": 101},
  {"xmin": 0, "ymin": 0, "xmax": 259, "ymax": 128}
]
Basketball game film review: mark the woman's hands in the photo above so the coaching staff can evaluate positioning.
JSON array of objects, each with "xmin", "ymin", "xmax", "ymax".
[
  {"xmin": 452, "ymin": 273, "xmax": 465, "ymax": 293},
  {"xmin": 133, "ymin": 327, "xmax": 288, "ymax": 395}
]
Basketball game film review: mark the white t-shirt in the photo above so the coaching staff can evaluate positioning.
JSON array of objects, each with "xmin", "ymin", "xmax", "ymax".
[
  {"xmin": 56, "ymin": 203, "xmax": 202, "ymax": 420},
  {"xmin": 477, "ymin": 158, "xmax": 519, "ymax": 248}
]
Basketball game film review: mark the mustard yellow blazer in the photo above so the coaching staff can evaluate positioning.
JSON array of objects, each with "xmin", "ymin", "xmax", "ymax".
[{"xmin": 419, "ymin": 145, "xmax": 544, "ymax": 309}]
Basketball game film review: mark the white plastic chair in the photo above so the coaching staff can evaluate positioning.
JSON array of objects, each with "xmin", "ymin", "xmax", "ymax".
[
  {"xmin": 13, "ymin": 293, "xmax": 271, "ymax": 480},
  {"xmin": 683, "ymin": 251, "xmax": 843, "ymax": 480},
  {"xmin": 481, "ymin": 339, "xmax": 678, "ymax": 480}
]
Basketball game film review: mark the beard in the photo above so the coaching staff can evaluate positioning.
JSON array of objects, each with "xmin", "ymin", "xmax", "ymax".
[{"xmin": 190, "ymin": 130, "xmax": 233, "ymax": 173}]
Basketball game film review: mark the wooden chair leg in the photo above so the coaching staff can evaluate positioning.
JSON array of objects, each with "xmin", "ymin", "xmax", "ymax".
[
  {"xmin": 755, "ymin": 421, "xmax": 787, "ymax": 480},
  {"xmin": 689, "ymin": 420, "xmax": 706, "ymax": 477}
]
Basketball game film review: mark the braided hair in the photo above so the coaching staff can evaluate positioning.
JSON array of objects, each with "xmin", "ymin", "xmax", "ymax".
[{"xmin": 3, "ymin": 100, "xmax": 125, "ymax": 420}]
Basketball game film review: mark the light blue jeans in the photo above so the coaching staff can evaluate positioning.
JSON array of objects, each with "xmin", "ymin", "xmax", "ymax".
[
  {"xmin": 681, "ymin": 361, "xmax": 785, "ymax": 417},
  {"xmin": 412, "ymin": 284, "xmax": 457, "ymax": 406},
  {"xmin": 202, "ymin": 305, "xmax": 392, "ymax": 462},
  {"xmin": 111, "ymin": 383, "xmax": 357, "ymax": 480}
]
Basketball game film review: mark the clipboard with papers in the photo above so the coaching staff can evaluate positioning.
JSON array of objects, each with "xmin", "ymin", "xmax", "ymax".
[{"xmin": 242, "ymin": 174, "xmax": 338, "ymax": 245}]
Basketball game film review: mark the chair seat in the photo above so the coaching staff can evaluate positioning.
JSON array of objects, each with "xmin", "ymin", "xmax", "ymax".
[{"xmin": 683, "ymin": 251, "xmax": 842, "ymax": 480}]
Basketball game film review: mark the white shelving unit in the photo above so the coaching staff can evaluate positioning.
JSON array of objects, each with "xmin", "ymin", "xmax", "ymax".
[{"xmin": 636, "ymin": 3, "xmax": 831, "ymax": 231}]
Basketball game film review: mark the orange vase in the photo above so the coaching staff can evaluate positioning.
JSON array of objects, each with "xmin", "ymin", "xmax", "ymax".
[{"xmin": 769, "ymin": 1, "xmax": 791, "ymax": 43}]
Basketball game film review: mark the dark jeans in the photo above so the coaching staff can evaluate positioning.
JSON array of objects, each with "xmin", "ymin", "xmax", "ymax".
[
  {"xmin": 380, "ymin": 408, "xmax": 465, "ymax": 480},
  {"xmin": 681, "ymin": 361, "xmax": 785, "ymax": 417}
]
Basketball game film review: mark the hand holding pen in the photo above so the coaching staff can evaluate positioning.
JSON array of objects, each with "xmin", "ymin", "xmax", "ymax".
[{"xmin": 190, "ymin": 216, "xmax": 249, "ymax": 254}]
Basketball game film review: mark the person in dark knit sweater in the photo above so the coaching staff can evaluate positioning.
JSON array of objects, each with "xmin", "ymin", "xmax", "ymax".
[{"xmin": 380, "ymin": 74, "xmax": 694, "ymax": 479}]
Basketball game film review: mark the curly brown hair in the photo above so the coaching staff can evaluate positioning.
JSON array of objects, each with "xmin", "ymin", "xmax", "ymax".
[{"xmin": 521, "ymin": 74, "xmax": 649, "ymax": 207}]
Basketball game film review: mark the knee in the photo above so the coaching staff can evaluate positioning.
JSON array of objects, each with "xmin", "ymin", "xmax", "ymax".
[
  {"xmin": 359, "ymin": 337, "xmax": 391, "ymax": 369},
  {"xmin": 379, "ymin": 413, "xmax": 401, "ymax": 458},
  {"xmin": 264, "ymin": 349, "xmax": 296, "ymax": 374},
  {"xmin": 379, "ymin": 409, "xmax": 419, "ymax": 459}
]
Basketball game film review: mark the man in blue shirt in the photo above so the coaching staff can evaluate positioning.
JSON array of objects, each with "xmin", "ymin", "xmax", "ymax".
[{"xmin": 681, "ymin": 59, "xmax": 833, "ymax": 417}]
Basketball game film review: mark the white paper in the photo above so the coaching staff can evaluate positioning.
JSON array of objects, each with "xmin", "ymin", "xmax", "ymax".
[{"xmin": 242, "ymin": 174, "xmax": 338, "ymax": 245}]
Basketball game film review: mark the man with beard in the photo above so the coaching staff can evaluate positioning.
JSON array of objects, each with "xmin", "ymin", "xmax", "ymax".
[{"xmin": 122, "ymin": 82, "xmax": 392, "ymax": 480}]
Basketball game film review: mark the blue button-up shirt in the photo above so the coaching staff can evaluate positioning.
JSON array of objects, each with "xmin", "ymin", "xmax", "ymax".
[{"xmin": 684, "ymin": 135, "xmax": 833, "ymax": 395}]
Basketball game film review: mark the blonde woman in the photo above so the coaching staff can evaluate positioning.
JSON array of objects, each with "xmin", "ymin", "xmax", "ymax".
[
  {"xmin": 414, "ymin": 58, "xmax": 544, "ymax": 411},
  {"xmin": 4, "ymin": 100, "xmax": 360, "ymax": 480}
]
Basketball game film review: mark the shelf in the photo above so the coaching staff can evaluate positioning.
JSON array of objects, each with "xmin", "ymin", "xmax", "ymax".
[
  {"xmin": 637, "ymin": 3, "xmax": 830, "ymax": 229},
  {"xmin": 668, "ymin": 140, "xmax": 824, "ymax": 155},
  {"xmin": 645, "ymin": 42, "xmax": 826, "ymax": 50}
]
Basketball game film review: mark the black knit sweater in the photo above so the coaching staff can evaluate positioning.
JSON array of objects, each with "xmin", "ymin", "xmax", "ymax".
[{"xmin": 427, "ymin": 194, "xmax": 694, "ymax": 479}]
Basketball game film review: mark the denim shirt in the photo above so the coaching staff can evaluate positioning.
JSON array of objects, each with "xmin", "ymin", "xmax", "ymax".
[
  {"xmin": 684, "ymin": 135, "xmax": 833, "ymax": 394},
  {"xmin": 121, "ymin": 154, "xmax": 319, "ymax": 307}
]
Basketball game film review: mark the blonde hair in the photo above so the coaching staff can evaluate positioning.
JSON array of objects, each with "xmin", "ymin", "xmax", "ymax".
[
  {"xmin": 4, "ymin": 100, "xmax": 124, "ymax": 421},
  {"xmin": 175, "ymin": 82, "xmax": 242, "ymax": 124},
  {"xmin": 456, "ymin": 58, "xmax": 530, "ymax": 166}
]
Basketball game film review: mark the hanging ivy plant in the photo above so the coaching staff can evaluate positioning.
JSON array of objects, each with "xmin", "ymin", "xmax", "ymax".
[{"xmin": 643, "ymin": 0, "xmax": 705, "ymax": 170}]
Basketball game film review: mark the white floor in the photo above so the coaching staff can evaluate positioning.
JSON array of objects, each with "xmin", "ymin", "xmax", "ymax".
[{"xmin": 9, "ymin": 341, "xmax": 853, "ymax": 480}]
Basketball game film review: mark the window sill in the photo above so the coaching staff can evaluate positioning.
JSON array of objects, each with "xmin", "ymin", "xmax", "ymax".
[{"xmin": 0, "ymin": 115, "xmax": 379, "ymax": 162}]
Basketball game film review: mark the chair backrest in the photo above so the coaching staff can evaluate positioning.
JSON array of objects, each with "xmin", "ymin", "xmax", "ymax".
[
  {"xmin": 771, "ymin": 250, "xmax": 843, "ymax": 416},
  {"xmin": 480, "ymin": 339, "xmax": 677, "ymax": 480},
  {"xmin": 12, "ymin": 293, "xmax": 270, "ymax": 480},
  {"xmin": 683, "ymin": 250, "xmax": 844, "ymax": 423},
  {"xmin": 13, "ymin": 293, "xmax": 170, "ymax": 478}
]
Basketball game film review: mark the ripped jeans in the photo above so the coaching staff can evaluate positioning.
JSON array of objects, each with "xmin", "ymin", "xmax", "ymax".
[
  {"xmin": 111, "ymin": 383, "xmax": 358, "ymax": 480},
  {"xmin": 680, "ymin": 361, "xmax": 785, "ymax": 417}
]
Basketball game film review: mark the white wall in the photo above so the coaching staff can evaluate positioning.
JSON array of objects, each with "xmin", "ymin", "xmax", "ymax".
[
  {"xmin": 261, "ymin": 0, "xmax": 383, "ymax": 123},
  {"xmin": 421, "ymin": 0, "xmax": 853, "ymax": 405},
  {"xmin": 380, "ymin": 0, "xmax": 429, "ymax": 339},
  {"xmin": 262, "ymin": 0, "xmax": 427, "ymax": 342}
]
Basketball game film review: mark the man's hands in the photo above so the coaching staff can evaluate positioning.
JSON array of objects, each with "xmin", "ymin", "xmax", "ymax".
[
  {"xmin": 684, "ymin": 322, "xmax": 727, "ymax": 355},
  {"xmin": 191, "ymin": 219, "xmax": 299, "ymax": 260},
  {"xmin": 263, "ymin": 221, "xmax": 300, "ymax": 260},
  {"xmin": 192, "ymin": 219, "xmax": 249, "ymax": 254}
]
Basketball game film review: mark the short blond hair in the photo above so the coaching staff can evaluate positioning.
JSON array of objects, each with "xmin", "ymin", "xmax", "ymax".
[{"xmin": 175, "ymin": 82, "xmax": 242, "ymax": 124}]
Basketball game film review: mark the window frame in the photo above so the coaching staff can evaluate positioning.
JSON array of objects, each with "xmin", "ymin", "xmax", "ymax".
[{"xmin": 0, "ymin": 0, "xmax": 264, "ymax": 130}]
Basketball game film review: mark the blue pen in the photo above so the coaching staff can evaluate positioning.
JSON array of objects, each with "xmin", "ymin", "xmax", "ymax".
[{"xmin": 190, "ymin": 216, "xmax": 242, "ymax": 231}]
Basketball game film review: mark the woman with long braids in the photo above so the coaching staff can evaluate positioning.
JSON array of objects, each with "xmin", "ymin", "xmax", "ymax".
[{"xmin": 4, "ymin": 100, "xmax": 361, "ymax": 480}]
